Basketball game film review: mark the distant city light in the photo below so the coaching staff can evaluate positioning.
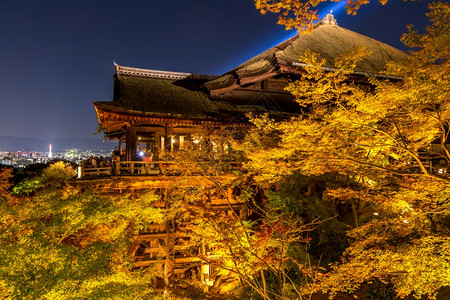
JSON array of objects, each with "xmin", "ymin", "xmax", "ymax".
[
  {"xmin": 48, "ymin": 144, "xmax": 53, "ymax": 159},
  {"xmin": 0, "ymin": 148, "xmax": 112, "ymax": 168}
]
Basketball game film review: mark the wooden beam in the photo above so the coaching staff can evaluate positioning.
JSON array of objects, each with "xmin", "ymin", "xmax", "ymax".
[
  {"xmin": 134, "ymin": 256, "xmax": 202, "ymax": 267},
  {"xmin": 239, "ymin": 72, "xmax": 277, "ymax": 85}
]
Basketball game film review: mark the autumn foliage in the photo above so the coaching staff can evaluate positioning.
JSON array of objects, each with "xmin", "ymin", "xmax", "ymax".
[
  {"xmin": 1, "ymin": 2, "xmax": 449, "ymax": 299},
  {"xmin": 245, "ymin": 1, "xmax": 450, "ymax": 298},
  {"xmin": 0, "ymin": 162, "xmax": 163, "ymax": 299}
]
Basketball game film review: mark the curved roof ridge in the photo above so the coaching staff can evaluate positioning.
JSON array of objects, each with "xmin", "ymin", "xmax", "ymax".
[
  {"xmin": 222, "ymin": 21, "xmax": 408, "ymax": 76},
  {"xmin": 114, "ymin": 63, "xmax": 192, "ymax": 80},
  {"xmin": 114, "ymin": 63, "xmax": 217, "ymax": 80},
  {"xmin": 228, "ymin": 34, "xmax": 299, "ymax": 73}
]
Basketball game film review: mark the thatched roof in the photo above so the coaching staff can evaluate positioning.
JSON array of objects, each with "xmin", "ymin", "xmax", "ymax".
[
  {"xmin": 110, "ymin": 75, "xmax": 216, "ymax": 118},
  {"xmin": 237, "ymin": 19, "xmax": 407, "ymax": 74},
  {"xmin": 206, "ymin": 14, "xmax": 408, "ymax": 94},
  {"xmin": 94, "ymin": 65, "xmax": 295, "ymax": 132}
]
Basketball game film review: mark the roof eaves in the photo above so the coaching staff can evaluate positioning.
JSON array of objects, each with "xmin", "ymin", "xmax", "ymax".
[
  {"xmin": 95, "ymin": 101, "xmax": 251, "ymax": 127},
  {"xmin": 291, "ymin": 61, "xmax": 403, "ymax": 80}
]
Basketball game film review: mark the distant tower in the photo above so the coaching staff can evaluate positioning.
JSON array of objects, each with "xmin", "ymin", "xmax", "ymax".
[{"xmin": 49, "ymin": 144, "xmax": 53, "ymax": 159}]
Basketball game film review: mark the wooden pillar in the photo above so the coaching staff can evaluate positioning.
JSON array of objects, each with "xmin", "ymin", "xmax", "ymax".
[
  {"xmin": 164, "ymin": 188, "xmax": 175, "ymax": 287},
  {"xmin": 179, "ymin": 135, "xmax": 184, "ymax": 149},
  {"xmin": 154, "ymin": 133, "xmax": 162, "ymax": 158},
  {"xmin": 160, "ymin": 136, "xmax": 165, "ymax": 157},
  {"xmin": 118, "ymin": 138, "xmax": 123, "ymax": 155},
  {"xmin": 201, "ymin": 264, "xmax": 210, "ymax": 284},
  {"xmin": 200, "ymin": 241, "xmax": 212, "ymax": 290},
  {"xmin": 77, "ymin": 163, "xmax": 84, "ymax": 179},
  {"xmin": 126, "ymin": 125, "xmax": 137, "ymax": 161},
  {"xmin": 165, "ymin": 125, "xmax": 171, "ymax": 153}
]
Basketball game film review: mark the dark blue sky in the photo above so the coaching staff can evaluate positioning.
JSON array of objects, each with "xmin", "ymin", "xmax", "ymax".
[{"xmin": 0, "ymin": 0, "xmax": 430, "ymax": 140}]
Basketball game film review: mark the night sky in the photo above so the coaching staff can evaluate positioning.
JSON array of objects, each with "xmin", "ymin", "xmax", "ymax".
[{"xmin": 0, "ymin": 0, "xmax": 430, "ymax": 142}]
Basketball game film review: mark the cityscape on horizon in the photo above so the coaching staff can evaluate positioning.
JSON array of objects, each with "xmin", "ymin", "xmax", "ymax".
[
  {"xmin": 0, "ymin": 144, "xmax": 113, "ymax": 168},
  {"xmin": 0, "ymin": 136, "xmax": 115, "ymax": 153}
]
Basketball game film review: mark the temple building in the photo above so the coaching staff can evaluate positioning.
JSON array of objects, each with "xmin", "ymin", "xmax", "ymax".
[
  {"xmin": 83, "ymin": 13, "xmax": 408, "ymax": 286},
  {"xmin": 94, "ymin": 13, "xmax": 406, "ymax": 168}
]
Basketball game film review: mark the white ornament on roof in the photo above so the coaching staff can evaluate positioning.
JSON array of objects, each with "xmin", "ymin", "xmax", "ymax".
[{"xmin": 320, "ymin": 10, "xmax": 338, "ymax": 25}]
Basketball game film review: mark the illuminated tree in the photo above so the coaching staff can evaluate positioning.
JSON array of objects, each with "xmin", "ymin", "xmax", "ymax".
[
  {"xmin": 0, "ymin": 162, "xmax": 165, "ymax": 299},
  {"xmin": 247, "ymin": 1, "xmax": 450, "ymax": 298},
  {"xmin": 167, "ymin": 134, "xmax": 327, "ymax": 299}
]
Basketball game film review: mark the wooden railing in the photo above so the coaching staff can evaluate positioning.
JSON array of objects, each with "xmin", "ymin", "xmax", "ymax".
[
  {"xmin": 114, "ymin": 161, "xmax": 175, "ymax": 176},
  {"xmin": 78, "ymin": 160, "xmax": 240, "ymax": 178},
  {"xmin": 77, "ymin": 166, "xmax": 111, "ymax": 178}
]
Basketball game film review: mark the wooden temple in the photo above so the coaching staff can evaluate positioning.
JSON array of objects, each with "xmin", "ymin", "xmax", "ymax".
[{"xmin": 80, "ymin": 13, "xmax": 408, "ymax": 287}]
